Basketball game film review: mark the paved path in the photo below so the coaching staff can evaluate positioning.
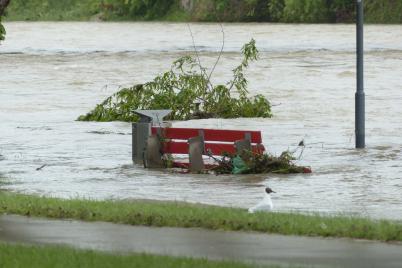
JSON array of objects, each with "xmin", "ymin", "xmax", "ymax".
[{"xmin": 1, "ymin": 215, "xmax": 401, "ymax": 268}]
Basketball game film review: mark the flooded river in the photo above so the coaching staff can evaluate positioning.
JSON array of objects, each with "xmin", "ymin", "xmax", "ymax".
[{"xmin": 1, "ymin": 22, "xmax": 402, "ymax": 220}]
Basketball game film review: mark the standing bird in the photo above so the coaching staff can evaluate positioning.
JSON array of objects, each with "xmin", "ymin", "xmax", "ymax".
[{"xmin": 248, "ymin": 187, "xmax": 275, "ymax": 213}]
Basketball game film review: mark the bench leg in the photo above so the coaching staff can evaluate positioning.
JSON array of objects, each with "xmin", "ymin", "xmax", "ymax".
[
  {"xmin": 235, "ymin": 139, "xmax": 252, "ymax": 156},
  {"xmin": 132, "ymin": 122, "xmax": 151, "ymax": 165},
  {"xmin": 188, "ymin": 136, "xmax": 205, "ymax": 172},
  {"xmin": 144, "ymin": 135, "xmax": 164, "ymax": 168}
]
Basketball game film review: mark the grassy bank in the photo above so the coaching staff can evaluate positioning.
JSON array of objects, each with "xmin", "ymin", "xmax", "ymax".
[
  {"xmin": 1, "ymin": 191, "xmax": 401, "ymax": 242},
  {"xmin": 3, "ymin": 0, "xmax": 402, "ymax": 23},
  {"xmin": 0, "ymin": 243, "xmax": 269, "ymax": 268},
  {"xmin": 4, "ymin": 0, "xmax": 183, "ymax": 21}
]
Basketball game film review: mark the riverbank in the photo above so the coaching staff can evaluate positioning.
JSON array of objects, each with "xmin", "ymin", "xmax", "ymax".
[
  {"xmin": 0, "ymin": 242, "xmax": 264, "ymax": 268},
  {"xmin": 1, "ymin": 191, "xmax": 401, "ymax": 242},
  {"xmin": 3, "ymin": 0, "xmax": 402, "ymax": 24}
]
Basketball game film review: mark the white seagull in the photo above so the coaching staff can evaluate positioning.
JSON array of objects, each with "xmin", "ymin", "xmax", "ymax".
[{"xmin": 248, "ymin": 187, "xmax": 275, "ymax": 213}]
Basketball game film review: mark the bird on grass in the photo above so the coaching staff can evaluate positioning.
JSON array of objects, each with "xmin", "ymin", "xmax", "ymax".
[{"xmin": 248, "ymin": 187, "xmax": 275, "ymax": 213}]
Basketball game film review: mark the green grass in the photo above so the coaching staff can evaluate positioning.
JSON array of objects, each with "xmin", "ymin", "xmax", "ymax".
[
  {"xmin": 0, "ymin": 242, "xmax": 271, "ymax": 268},
  {"xmin": 4, "ymin": 0, "xmax": 180, "ymax": 22},
  {"xmin": 4, "ymin": 0, "xmax": 100, "ymax": 21},
  {"xmin": 1, "ymin": 191, "xmax": 402, "ymax": 242}
]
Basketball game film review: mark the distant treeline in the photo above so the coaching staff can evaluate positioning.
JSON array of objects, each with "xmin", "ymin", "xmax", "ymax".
[{"xmin": 4, "ymin": 0, "xmax": 402, "ymax": 23}]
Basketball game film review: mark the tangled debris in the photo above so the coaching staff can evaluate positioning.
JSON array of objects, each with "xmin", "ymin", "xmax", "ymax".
[{"xmin": 211, "ymin": 150, "xmax": 311, "ymax": 175}]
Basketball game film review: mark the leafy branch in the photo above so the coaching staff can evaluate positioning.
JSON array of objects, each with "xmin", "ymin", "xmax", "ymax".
[
  {"xmin": 228, "ymin": 38, "xmax": 258, "ymax": 96},
  {"xmin": 78, "ymin": 39, "xmax": 272, "ymax": 122}
]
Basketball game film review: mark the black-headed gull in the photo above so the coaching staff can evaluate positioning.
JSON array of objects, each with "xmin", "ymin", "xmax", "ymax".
[{"xmin": 248, "ymin": 187, "xmax": 275, "ymax": 213}]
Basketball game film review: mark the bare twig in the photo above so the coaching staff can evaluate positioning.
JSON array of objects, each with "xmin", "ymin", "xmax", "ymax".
[
  {"xmin": 270, "ymin": 102, "xmax": 282, "ymax": 107},
  {"xmin": 207, "ymin": 23, "xmax": 225, "ymax": 86},
  {"xmin": 297, "ymin": 145, "xmax": 305, "ymax": 160},
  {"xmin": 36, "ymin": 164, "xmax": 47, "ymax": 171},
  {"xmin": 186, "ymin": 24, "xmax": 209, "ymax": 82},
  {"xmin": 186, "ymin": 22, "xmax": 227, "ymax": 107}
]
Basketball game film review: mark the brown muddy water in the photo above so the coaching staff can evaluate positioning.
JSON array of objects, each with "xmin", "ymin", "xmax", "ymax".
[{"xmin": 1, "ymin": 22, "xmax": 402, "ymax": 219}]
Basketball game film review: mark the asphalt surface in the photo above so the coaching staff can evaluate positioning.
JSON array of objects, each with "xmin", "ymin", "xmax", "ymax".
[{"xmin": 1, "ymin": 215, "xmax": 401, "ymax": 268}]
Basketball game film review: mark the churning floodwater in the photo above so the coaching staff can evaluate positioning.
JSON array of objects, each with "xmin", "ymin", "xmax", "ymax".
[{"xmin": 1, "ymin": 22, "xmax": 402, "ymax": 220}]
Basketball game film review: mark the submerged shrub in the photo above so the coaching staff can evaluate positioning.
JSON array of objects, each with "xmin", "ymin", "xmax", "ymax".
[{"xmin": 78, "ymin": 39, "xmax": 272, "ymax": 122}]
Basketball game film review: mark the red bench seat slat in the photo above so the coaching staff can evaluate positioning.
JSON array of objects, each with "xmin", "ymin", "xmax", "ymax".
[
  {"xmin": 152, "ymin": 127, "xmax": 262, "ymax": 143},
  {"xmin": 162, "ymin": 141, "xmax": 264, "ymax": 155}
]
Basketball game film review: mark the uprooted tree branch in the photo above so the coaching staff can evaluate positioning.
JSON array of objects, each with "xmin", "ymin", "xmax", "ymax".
[{"xmin": 78, "ymin": 38, "xmax": 273, "ymax": 122}]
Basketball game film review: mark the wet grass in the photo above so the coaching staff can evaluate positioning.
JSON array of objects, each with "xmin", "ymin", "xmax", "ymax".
[
  {"xmin": 0, "ymin": 243, "xmax": 270, "ymax": 268},
  {"xmin": 1, "ymin": 191, "xmax": 401, "ymax": 242}
]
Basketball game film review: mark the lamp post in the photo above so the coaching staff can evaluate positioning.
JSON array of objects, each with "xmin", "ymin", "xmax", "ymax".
[{"xmin": 356, "ymin": 0, "xmax": 365, "ymax": 148}]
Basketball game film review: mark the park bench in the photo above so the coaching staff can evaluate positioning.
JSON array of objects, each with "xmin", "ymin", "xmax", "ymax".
[
  {"xmin": 132, "ymin": 111, "xmax": 312, "ymax": 174},
  {"xmin": 145, "ymin": 126, "xmax": 265, "ymax": 172},
  {"xmin": 132, "ymin": 110, "xmax": 266, "ymax": 172}
]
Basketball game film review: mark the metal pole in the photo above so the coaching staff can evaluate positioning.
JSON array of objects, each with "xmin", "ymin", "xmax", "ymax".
[{"xmin": 356, "ymin": 0, "xmax": 365, "ymax": 148}]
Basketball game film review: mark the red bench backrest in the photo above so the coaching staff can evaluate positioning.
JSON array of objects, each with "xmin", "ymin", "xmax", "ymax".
[{"xmin": 151, "ymin": 127, "xmax": 264, "ymax": 155}]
